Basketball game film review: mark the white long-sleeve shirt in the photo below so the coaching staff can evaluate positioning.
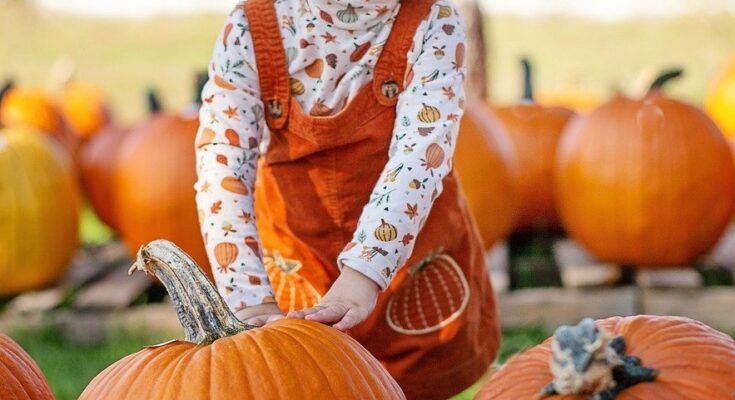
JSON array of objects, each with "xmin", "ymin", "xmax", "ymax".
[{"xmin": 195, "ymin": 0, "xmax": 467, "ymax": 311}]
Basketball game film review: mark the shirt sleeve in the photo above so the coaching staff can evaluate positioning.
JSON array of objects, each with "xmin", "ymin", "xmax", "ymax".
[
  {"xmin": 337, "ymin": 1, "xmax": 468, "ymax": 289},
  {"xmin": 195, "ymin": 3, "xmax": 275, "ymax": 312}
]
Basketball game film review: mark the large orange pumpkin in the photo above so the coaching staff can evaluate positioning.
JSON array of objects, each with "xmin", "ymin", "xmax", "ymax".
[
  {"xmin": 705, "ymin": 54, "xmax": 735, "ymax": 139},
  {"xmin": 0, "ymin": 128, "xmax": 80, "ymax": 295},
  {"xmin": 476, "ymin": 315, "xmax": 735, "ymax": 400},
  {"xmin": 0, "ymin": 85, "xmax": 80, "ymax": 160},
  {"xmin": 113, "ymin": 110, "xmax": 209, "ymax": 274},
  {"xmin": 0, "ymin": 334, "xmax": 54, "ymax": 400},
  {"xmin": 80, "ymin": 240, "xmax": 405, "ymax": 400},
  {"xmin": 556, "ymin": 70, "xmax": 735, "ymax": 266},
  {"xmin": 454, "ymin": 102, "xmax": 519, "ymax": 249},
  {"xmin": 495, "ymin": 59, "xmax": 575, "ymax": 231},
  {"xmin": 59, "ymin": 81, "xmax": 110, "ymax": 140}
]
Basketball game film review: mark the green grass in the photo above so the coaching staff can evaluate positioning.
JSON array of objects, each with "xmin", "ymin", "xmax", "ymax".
[{"xmin": 9, "ymin": 325, "xmax": 548, "ymax": 400}]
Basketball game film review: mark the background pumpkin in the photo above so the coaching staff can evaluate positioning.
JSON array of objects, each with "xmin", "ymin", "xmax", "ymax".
[
  {"xmin": 264, "ymin": 252, "xmax": 323, "ymax": 313},
  {"xmin": 59, "ymin": 81, "xmax": 111, "ymax": 140},
  {"xmin": 705, "ymin": 54, "xmax": 735, "ymax": 140},
  {"xmin": 0, "ymin": 334, "xmax": 54, "ymax": 400},
  {"xmin": 495, "ymin": 59, "xmax": 575, "ymax": 231},
  {"xmin": 80, "ymin": 240, "xmax": 405, "ymax": 400},
  {"xmin": 475, "ymin": 315, "xmax": 735, "ymax": 400},
  {"xmin": 112, "ymin": 109, "xmax": 209, "ymax": 275},
  {"xmin": 0, "ymin": 128, "xmax": 80, "ymax": 295},
  {"xmin": 0, "ymin": 85, "xmax": 81, "ymax": 161},
  {"xmin": 454, "ymin": 102, "xmax": 519, "ymax": 250},
  {"xmin": 555, "ymin": 70, "xmax": 735, "ymax": 266}
]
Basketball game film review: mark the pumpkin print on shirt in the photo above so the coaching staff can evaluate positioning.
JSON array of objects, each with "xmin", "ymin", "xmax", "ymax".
[{"xmin": 195, "ymin": 0, "xmax": 468, "ymax": 309}]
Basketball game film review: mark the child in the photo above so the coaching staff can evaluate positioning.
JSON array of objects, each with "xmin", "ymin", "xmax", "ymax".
[{"xmin": 195, "ymin": 0, "xmax": 499, "ymax": 398}]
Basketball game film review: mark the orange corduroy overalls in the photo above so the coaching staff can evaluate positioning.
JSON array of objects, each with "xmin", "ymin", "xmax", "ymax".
[{"xmin": 246, "ymin": 0, "xmax": 500, "ymax": 398}]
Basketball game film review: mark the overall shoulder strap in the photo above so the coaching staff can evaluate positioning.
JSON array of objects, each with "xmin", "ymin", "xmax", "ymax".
[
  {"xmin": 245, "ymin": 0, "xmax": 291, "ymax": 129},
  {"xmin": 372, "ymin": 0, "xmax": 438, "ymax": 106}
]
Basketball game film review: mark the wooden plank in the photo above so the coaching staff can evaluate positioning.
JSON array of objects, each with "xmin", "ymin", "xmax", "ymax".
[{"xmin": 73, "ymin": 264, "xmax": 152, "ymax": 310}]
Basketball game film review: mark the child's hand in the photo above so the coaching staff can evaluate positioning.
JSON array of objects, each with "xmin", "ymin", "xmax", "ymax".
[
  {"xmin": 288, "ymin": 266, "xmax": 379, "ymax": 331},
  {"xmin": 235, "ymin": 303, "xmax": 284, "ymax": 327}
]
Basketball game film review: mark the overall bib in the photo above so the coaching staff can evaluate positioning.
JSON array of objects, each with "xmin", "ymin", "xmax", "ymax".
[{"xmin": 246, "ymin": 0, "xmax": 500, "ymax": 397}]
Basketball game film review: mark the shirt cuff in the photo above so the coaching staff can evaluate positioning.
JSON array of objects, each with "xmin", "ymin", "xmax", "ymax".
[{"xmin": 338, "ymin": 245, "xmax": 394, "ymax": 290}]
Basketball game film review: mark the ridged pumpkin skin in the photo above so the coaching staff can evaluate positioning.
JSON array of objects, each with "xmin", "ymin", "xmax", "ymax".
[
  {"xmin": 0, "ymin": 87, "xmax": 80, "ymax": 160},
  {"xmin": 0, "ymin": 334, "xmax": 54, "ymax": 400},
  {"xmin": 81, "ymin": 319, "xmax": 403, "ymax": 400},
  {"xmin": 113, "ymin": 113, "xmax": 209, "ymax": 274},
  {"xmin": 60, "ymin": 82, "xmax": 110, "ymax": 139},
  {"xmin": 79, "ymin": 125, "xmax": 127, "ymax": 230},
  {"xmin": 80, "ymin": 240, "xmax": 405, "ymax": 400},
  {"xmin": 476, "ymin": 315, "xmax": 735, "ymax": 400},
  {"xmin": 556, "ymin": 93, "xmax": 735, "ymax": 266},
  {"xmin": 495, "ymin": 103, "xmax": 575, "ymax": 230},
  {"xmin": 454, "ymin": 102, "xmax": 519, "ymax": 249},
  {"xmin": 0, "ymin": 129, "xmax": 80, "ymax": 295}
]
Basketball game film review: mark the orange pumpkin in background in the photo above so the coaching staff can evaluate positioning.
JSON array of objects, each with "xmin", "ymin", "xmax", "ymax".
[
  {"xmin": 112, "ymin": 88, "xmax": 210, "ymax": 275},
  {"xmin": 476, "ymin": 315, "xmax": 735, "ymax": 400},
  {"xmin": 59, "ymin": 81, "xmax": 111, "ymax": 140},
  {"xmin": 454, "ymin": 102, "xmax": 519, "ymax": 250},
  {"xmin": 81, "ymin": 240, "xmax": 405, "ymax": 400},
  {"xmin": 0, "ymin": 83, "xmax": 80, "ymax": 161},
  {"xmin": 0, "ymin": 334, "xmax": 54, "ymax": 400},
  {"xmin": 556, "ymin": 70, "xmax": 735, "ymax": 267},
  {"xmin": 495, "ymin": 59, "xmax": 576, "ymax": 231}
]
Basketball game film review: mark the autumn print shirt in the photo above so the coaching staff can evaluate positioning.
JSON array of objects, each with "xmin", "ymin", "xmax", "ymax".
[{"xmin": 195, "ymin": 0, "xmax": 467, "ymax": 311}]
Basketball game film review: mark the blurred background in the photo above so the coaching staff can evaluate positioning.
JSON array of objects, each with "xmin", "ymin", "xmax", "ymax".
[{"xmin": 2, "ymin": 0, "xmax": 735, "ymax": 399}]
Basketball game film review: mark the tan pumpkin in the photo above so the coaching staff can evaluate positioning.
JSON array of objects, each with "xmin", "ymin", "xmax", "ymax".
[
  {"xmin": 0, "ymin": 334, "xmax": 54, "ymax": 399},
  {"xmin": 374, "ymin": 219, "xmax": 398, "ymax": 242},
  {"xmin": 556, "ymin": 70, "xmax": 735, "ymax": 266},
  {"xmin": 80, "ymin": 240, "xmax": 405, "ymax": 400},
  {"xmin": 417, "ymin": 103, "xmax": 441, "ymax": 123},
  {"xmin": 264, "ymin": 251, "xmax": 323, "ymax": 313},
  {"xmin": 476, "ymin": 315, "xmax": 735, "ymax": 400},
  {"xmin": 454, "ymin": 102, "xmax": 519, "ymax": 249},
  {"xmin": 495, "ymin": 59, "xmax": 575, "ymax": 230},
  {"xmin": 0, "ymin": 128, "xmax": 80, "ymax": 295}
]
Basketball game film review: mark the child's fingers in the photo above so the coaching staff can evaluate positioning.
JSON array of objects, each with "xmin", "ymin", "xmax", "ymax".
[
  {"xmin": 288, "ymin": 306, "xmax": 322, "ymax": 319},
  {"xmin": 332, "ymin": 307, "xmax": 367, "ymax": 331},
  {"xmin": 305, "ymin": 305, "xmax": 346, "ymax": 323},
  {"xmin": 266, "ymin": 314, "xmax": 286, "ymax": 324}
]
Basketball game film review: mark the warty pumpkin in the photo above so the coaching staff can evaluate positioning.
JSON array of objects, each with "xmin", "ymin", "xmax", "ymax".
[
  {"xmin": 0, "ymin": 334, "xmax": 54, "ymax": 400},
  {"xmin": 0, "ymin": 128, "xmax": 80, "ymax": 295},
  {"xmin": 80, "ymin": 240, "xmax": 406, "ymax": 400},
  {"xmin": 495, "ymin": 59, "xmax": 575, "ymax": 231},
  {"xmin": 556, "ymin": 70, "xmax": 735, "ymax": 266},
  {"xmin": 475, "ymin": 315, "xmax": 735, "ymax": 400},
  {"xmin": 454, "ymin": 101, "xmax": 519, "ymax": 250}
]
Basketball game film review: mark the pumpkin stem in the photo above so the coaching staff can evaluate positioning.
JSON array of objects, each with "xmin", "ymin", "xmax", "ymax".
[
  {"xmin": 648, "ymin": 68, "xmax": 684, "ymax": 93},
  {"xmin": 146, "ymin": 88, "xmax": 163, "ymax": 115},
  {"xmin": 521, "ymin": 57, "xmax": 534, "ymax": 102},
  {"xmin": 540, "ymin": 319, "xmax": 657, "ymax": 399},
  {"xmin": 128, "ymin": 240, "xmax": 252, "ymax": 344},
  {"xmin": 0, "ymin": 79, "xmax": 14, "ymax": 104},
  {"xmin": 194, "ymin": 70, "xmax": 209, "ymax": 106}
]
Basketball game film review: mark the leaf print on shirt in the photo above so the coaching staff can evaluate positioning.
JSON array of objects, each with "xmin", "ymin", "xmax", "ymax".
[
  {"xmin": 404, "ymin": 203, "xmax": 418, "ymax": 220},
  {"xmin": 326, "ymin": 53, "xmax": 338, "ymax": 68}
]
